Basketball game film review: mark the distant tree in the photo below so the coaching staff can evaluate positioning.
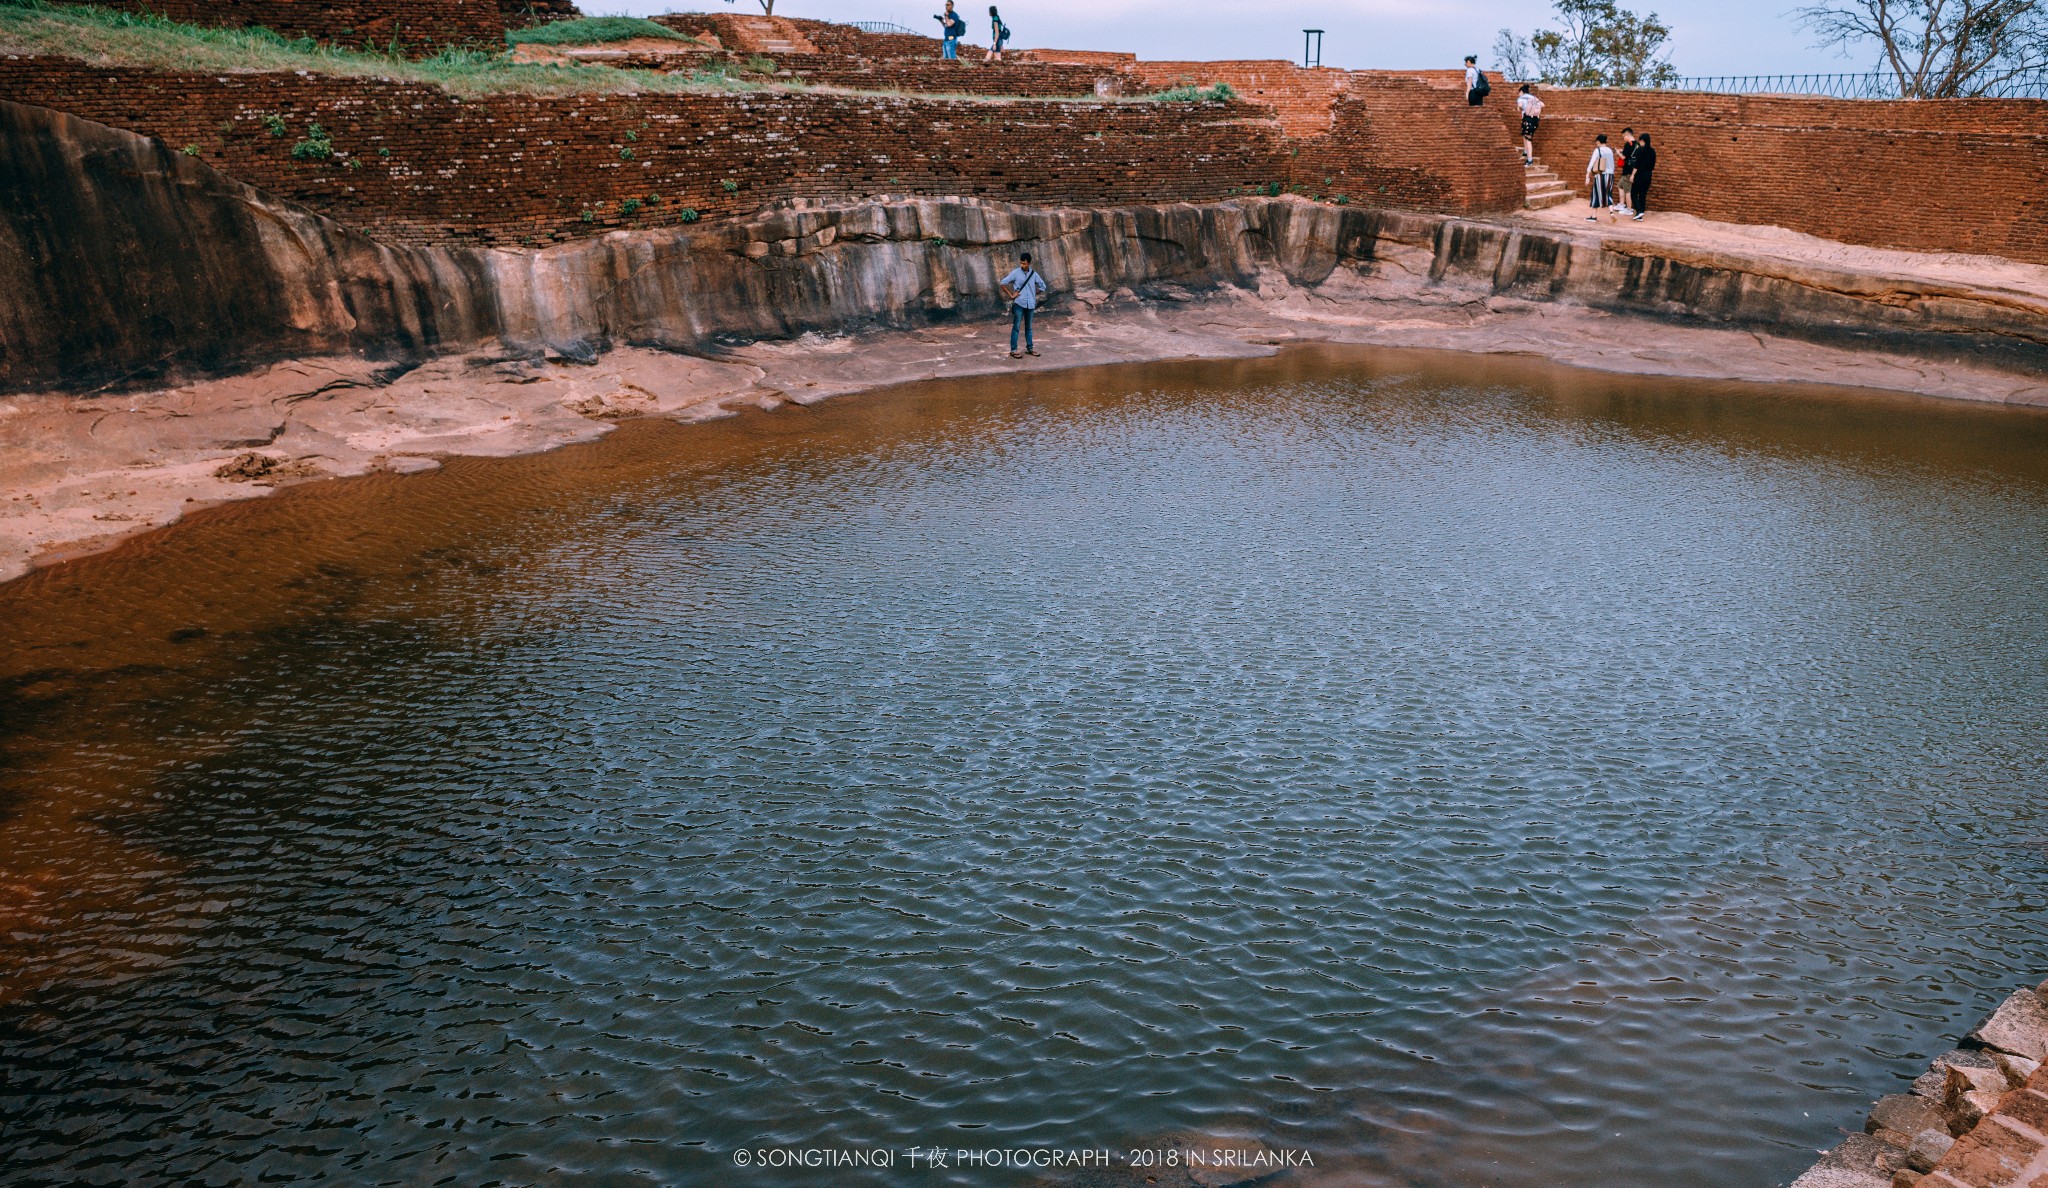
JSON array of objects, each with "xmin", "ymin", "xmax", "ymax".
[
  {"xmin": 1796, "ymin": 0, "xmax": 2048, "ymax": 96},
  {"xmin": 1494, "ymin": 0, "xmax": 1680, "ymax": 87},
  {"xmin": 721, "ymin": 0, "xmax": 776, "ymax": 13}
]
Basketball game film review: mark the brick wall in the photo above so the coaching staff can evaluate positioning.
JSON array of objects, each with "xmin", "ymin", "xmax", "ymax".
[
  {"xmin": 787, "ymin": 16, "xmax": 950, "ymax": 60},
  {"xmin": 1512, "ymin": 87, "xmax": 2048, "ymax": 263},
  {"xmin": 1015, "ymin": 49, "xmax": 1140, "ymax": 70},
  {"xmin": 763, "ymin": 52, "xmax": 1113, "ymax": 98},
  {"xmin": 1296, "ymin": 74, "xmax": 1525, "ymax": 213},
  {"xmin": 0, "ymin": 57, "xmax": 1287, "ymax": 247},
  {"xmin": 90, "ymin": 0, "xmax": 506, "ymax": 53},
  {"xmin": 1133, "ymin": 60, "xmax": 1346, "ymax": 136},
  {"xmin": 1129, "ymin": 62, "xmax": 1524, "ymax": 213}
]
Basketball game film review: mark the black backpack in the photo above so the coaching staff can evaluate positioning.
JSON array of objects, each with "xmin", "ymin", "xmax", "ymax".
[{"xmin": 1472, "ymin": 71, "xmax": 1491, "ymax": 96}]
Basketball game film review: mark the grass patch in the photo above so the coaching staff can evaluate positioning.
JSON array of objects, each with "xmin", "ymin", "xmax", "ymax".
[
  {"xmin": 0, "ymin": 1, "xmax": 1224, "ymax": 106},
  {"xmin": 505, "ymin": 16, "xmax": 698, "ymax": 47},
  {"xmin": 0, "ymin": 0, "xmax": 759, "ymax": 96},
  {"xmin": 1152, "ymin": 82, "xmax": 1237, "ymax": 102}
]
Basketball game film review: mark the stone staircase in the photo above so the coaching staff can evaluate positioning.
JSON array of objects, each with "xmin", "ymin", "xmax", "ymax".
[
  {"xmin": 1524, "ymin": 160, "xmax": 1572, "ymax": 210},
  {"xmin": 731, "ymin": 16, "xmax": 818, "ymax": 55}
]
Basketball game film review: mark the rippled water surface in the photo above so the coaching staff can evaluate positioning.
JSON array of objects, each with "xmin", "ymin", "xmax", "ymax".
[{"xmin": 5, "ymin": 346, "xmax": 2048, "ymax": 1187}]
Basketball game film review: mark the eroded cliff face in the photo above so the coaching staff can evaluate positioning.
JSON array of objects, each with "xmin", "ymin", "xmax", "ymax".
[
  {"xmin": 0, "ymin": 102, "xmax": 498, "ymax": 394},
  {"xmin": 4, "ymin": 97, "xmax": 2046, "ymax": 398}
]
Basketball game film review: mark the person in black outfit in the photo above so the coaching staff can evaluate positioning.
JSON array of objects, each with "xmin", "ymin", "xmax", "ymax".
[{"xmin": 1628, "ymin": 133, "xmax": 1656, "ymax": 221}]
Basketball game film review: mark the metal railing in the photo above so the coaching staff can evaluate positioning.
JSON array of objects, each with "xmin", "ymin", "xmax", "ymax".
[
  {"xmin": 849, "ymin": 21, "xmax": 921, "ymax": 36},
  {"xmin": 1653, "ymin": 70, "xmax": 2048, "ymax": 99}
]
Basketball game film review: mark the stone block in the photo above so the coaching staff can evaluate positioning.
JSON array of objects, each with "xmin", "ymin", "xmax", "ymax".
[
  {"xmin": 1971, "ymin": 991, "xmax": 2048, "ymax": 1062},
  {"xmin": 1796, "ymin": 1134, "xmax": 1910, "ymax": 1188},
  {"xmin": 1930, "ymin": 1119, "xmax": 2045, "ymax": 1186},
  {"xmin": 1875, "ymin": 1095, "xmax": 1952, "ymax": 1140},
  {"xmin": 1999, "ymin": 1089, "xmax": 2048, "ymax": 1136},
  {"xmin": 1909, "ymin": 1129, "xmax": 1958, "ymax": 1173},
  {"xmin": 1996, "ymin": 1052, "xmax": 2042, "ymax": 1091}
]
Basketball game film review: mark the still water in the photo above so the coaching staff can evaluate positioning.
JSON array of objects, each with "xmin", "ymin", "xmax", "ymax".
[{"xmin": 3, "ymin": 346, "xmax": 2047, "ymax": 1187}]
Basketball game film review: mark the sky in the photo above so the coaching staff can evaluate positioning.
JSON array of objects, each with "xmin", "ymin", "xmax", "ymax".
[{"xmin": 622, "ymin": 1, "xmax": 1875, "ymax": 78}]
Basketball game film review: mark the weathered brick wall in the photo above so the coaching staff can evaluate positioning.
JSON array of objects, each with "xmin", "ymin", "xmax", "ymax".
[
  {"xmin": 1130, "ymin": 62, "xmax": 1524, "ymax": 213},
  {"xmin": 1294, "ymin": 74, "xmax": 1525, "ymax": 213},
  {"xmin": 0, "ymin": 57, "xmax": 1286, "ymax": 247},
  {"xmin": 1015, "ymin": 49, "xmax": 1140, "ymax": 70},
  {"xmin": 787, "ymin": 17, "xmax": 949, "ymax": 60},
  {"xmin": 764, "ymin": 52, "xmax": 1113, "ymax": 97},
  {"xmin": 1133, "ymin": 60, "xmax": 1346, "ymax": 135},
  {"xmin": 90, "ymin": 0, "xmax": 506, "ymax": 53},
  {"xmin": 1514, "ymin": 88, "xmax": 2048, "ymax": 263}
]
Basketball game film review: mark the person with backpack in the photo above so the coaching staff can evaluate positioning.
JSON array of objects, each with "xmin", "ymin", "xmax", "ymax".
[
  {"xmin": 1464, "ymin": 56, "xmax": 1490, "ymax": 105},
  {"xmin": 1585, "ymin": 133, "xmax": 1615, "ymax": 220},
  {"xmin": 934, "ymin": 1, "xmax": 967, "ymax": 59},
  {"xmin": 1516, "ymin": 84, "xmax": 1544, "ymax": 165},
  {"xmin": 1627, "ymin": 133, "xmax": 1656, "ymax": 221},
  {"xmin": 999, "ymin": 250, "xmax": 1048, "ymax": 359},
  {"xmin": 986, "ymin": 6, "xmax": 1009, "ymax": 61}
]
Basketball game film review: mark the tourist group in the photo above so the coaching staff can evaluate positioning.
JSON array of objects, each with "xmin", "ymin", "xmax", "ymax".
[
  {"xmin": 933, "ymin": 2, "xmax": 1009, "ymax": 61},
  {"xmin": 1467, "ymin": 56, "xmax": 1659, "ymax": 222}
]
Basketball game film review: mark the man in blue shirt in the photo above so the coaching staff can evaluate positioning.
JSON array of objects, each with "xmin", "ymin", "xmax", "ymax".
[
  {"xmin": 934, "ymin": 2, "xmax": 967, "ymax": 59},
  {"xmin": 999, "ymin": 251, "xmax": 1048, "ymax": 358}
]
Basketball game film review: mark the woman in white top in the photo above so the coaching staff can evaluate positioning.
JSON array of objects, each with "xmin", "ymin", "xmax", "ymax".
[
  {"xmin": 1516, "ymin": 85, "xmax": 1544, "ymax": 166},
  {"xmin": 1585, "ymin": 134, "xmax": 1616, "ymax": 220}
]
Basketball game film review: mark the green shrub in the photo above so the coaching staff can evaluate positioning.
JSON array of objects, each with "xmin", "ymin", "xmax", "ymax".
[
  {"xmin": 580, "ymin": 208, "xmax": 596, "ymax": 223},
  {"xmin": 620, "ymin": 197, "xmax": 642, "ymax": 215},
  {"xmin": 263, "ymin": 113, "xmax": 288, "ymax": 137},
  {"xmin": 505, "ymin": 16, "xmax": 699, "ymax": 47},
  {"xmin": 743, "ymin": 54, "xmax": 776, "ymax": 74},
  {"xmin": 1152, "ymin": 82, "xmax": 1236, "ymax": 103},
  {"xmin": 721, "ymin": 179, "xmax": 739, "ymax": 193},
  {"xmin": 679, "ymin": 208, "xmax": 700, "ymax": 223},
  {"xmin": 289, "ymin": 122, "xmax": 333, "ymax": 160},
  {"xmin": 180, "ymin": 143, "xmax": 200, "ymax": 156},
  {"xmin": 619, "ymin": 146, "xmax": 634, "ymax": 160}
]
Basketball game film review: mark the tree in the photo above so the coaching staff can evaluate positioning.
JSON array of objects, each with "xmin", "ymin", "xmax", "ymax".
[
  {"xmin": 721, "ymin": 0, "xmax": 776, "ymax": 13},
  {"xmin": 1494, "ymin": 0, "xmax": 1680, "ymax": 87},
  {"xmin": 1796, "ymin": 0, "xmax": 2048, "ymax": 96}
]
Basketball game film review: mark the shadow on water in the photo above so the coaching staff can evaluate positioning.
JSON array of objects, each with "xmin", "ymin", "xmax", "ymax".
[{"xmin": 3, "ymin": 344, "xmax": 2048, "ymax": 1186}]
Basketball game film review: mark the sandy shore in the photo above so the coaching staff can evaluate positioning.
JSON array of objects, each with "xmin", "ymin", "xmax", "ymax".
[{"xmin": 4, "ymin": 281, "xmax": 2045, "ymax": 587}]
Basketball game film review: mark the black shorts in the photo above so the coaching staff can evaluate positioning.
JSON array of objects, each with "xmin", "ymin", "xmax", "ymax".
[{"xmin": 1521, "ymin": 114, "xmax": 1540, "ymax": 137}]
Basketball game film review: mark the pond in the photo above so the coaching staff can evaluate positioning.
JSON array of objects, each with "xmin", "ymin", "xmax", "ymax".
[{"xmin": 4, "ymin": 345, "xmax": 2047, "ymax": 1186}]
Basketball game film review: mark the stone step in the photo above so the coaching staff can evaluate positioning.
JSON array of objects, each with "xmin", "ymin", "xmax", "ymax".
[{"xmin": 1525, "ymin": 189, "xmax": 1576, "ymax": 210}]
